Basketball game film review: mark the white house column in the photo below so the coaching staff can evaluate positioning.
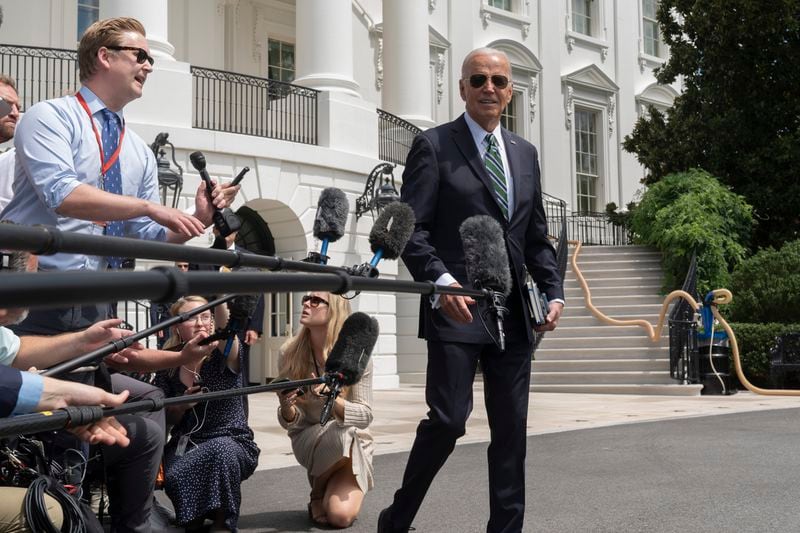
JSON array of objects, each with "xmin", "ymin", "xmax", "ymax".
[
  {"xmin": 382, "ymin": 0, "xmax": 433, "ymax": 128},
  {"xmin": 292, "ymin": 0, "xmax": 378, "ymax": 158},
  {"xmin": 294, "ymin": 0, "xmax": 359, "ymax": 96},
  {"xmin": 98, "ymin": 0, "xmax": 191, "ymax": 128},
  {"xmin": 100, "ymin": 0, "xmax": 175, "ymax": 60}
]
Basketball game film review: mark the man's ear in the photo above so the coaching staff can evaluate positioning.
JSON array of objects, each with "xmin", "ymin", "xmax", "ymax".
[
  {"xmin": 458, "ymin": 79, "xmax": 466, "ymax": 102},
  {"xmin": 96, "ymin": 47, "xmax": 113, "ymax": 71}
]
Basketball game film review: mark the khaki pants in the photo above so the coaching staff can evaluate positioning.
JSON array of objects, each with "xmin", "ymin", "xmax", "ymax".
[{"xmin": 0, "ymin": 486, "xmax": 64, "ymax": 532}]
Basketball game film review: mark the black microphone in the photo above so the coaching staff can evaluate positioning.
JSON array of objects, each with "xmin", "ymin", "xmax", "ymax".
[
  {"xmin": 319, "ymin": 312, "xmax": 379, "ymax": 425},
  {"xmin": 459, "ymin": 215, "xmax": 512, "ymax": 351},
  {"xmin": 308, "ymin": 188, "xmax": 349, "ymax": 265},
  {"xmin": 221, "ymin": 266, "xmax": 261, "ymax": 358},
  {"xmin": 352, "ymin": 202, "xmax": 415, "ymax": 278},
  {"xmin": 198, "ymin": 328, "xmax": 230, "ymax": 346},
  {"xmin": 189, "ymin": 151, "xmax": 242, "ymax": 238}
]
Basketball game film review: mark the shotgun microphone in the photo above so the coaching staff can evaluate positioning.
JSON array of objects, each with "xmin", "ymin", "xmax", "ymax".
[
  {"xmin": 352, "ymin": 202, "xmax": 415, "ymax": 278},
  {"xmin": 189, "ymin": 151, "xmax": 242, "ymax": 238},
  {"xmin": 460, "ymin": 215, "xmax": 512, "ymax": 351},
  {"xmin": 319, "ymin": 312, "xmax": 379, "ymax": 425},
  {"xmin": 308, "ymin": 188, "xmax": 349, "ymax": 265}
]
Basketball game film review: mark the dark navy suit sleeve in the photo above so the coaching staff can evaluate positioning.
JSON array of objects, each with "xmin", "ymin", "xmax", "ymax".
[
  {"xmin": 0, "ymin": 365, "xmax": 24, "ymax": 418},
  {"xmin": 247, "ymin": 295, "xmax": 265, "ymax": 334},
  {"xmin": 523, "ymin": 150, "xmax": 564, "ymax": 302},
  {"xmin": 400, "ymin": 133, "xmax": 449, "ymax": 284}
]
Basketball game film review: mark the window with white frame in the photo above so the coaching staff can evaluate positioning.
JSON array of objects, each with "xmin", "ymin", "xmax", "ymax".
[
  {"xmin": 572, "ymin": 0, "xmax": 594, "ymax": 36},
  {"xmin": 575, "ymin": 109, "xmax": 599, "ymax": 213},
  {"xmin": 642, "ymin": 0, "xmax": 661, "ymax": 57},
  {"xmin": 500, "ymin": 92, "xmax": 520, "ymax": 134},
  {"xmin": 489, "ymin": 0, "xmax": 513, "ymax": 11},
  {"xmin": 269, "ymin": 293, "xmax": 291, "ymax": 337},
  {"xmin": 77, "ymin": 0, "xmax": 99, "ymax": 40},
  {"xmin": 268, "ymin": 39, "xmax": 295, "ymax": 82}
]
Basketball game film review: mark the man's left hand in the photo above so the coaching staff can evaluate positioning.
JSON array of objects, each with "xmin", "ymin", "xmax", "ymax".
[
  {"xmin": 244, "ymin": 330, "xmax": 259, "ymax": 345},
  {"xmin": 81, "ymin": 318, "xmax": 137, "ymax": 352},
  {"xmin": 534, "ymin": 301, "xmax": 564, "ymax": 333},
  {"xmin": 193, "ymin": 180, "xmax": 241, "ymax": 227}
]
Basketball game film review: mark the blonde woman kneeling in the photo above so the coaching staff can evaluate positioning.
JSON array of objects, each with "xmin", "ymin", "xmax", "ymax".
[{"xmin": 276, "ymin": 291, "xmax": 374, "ymax": 528}]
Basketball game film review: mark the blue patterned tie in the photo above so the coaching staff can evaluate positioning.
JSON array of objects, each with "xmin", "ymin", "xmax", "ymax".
[
  {"xmin": 101, "ymin": 109, "xmax": 124, "ymax": 269},
  {"xmin": 484, "ymin": 133, "xmax": 509, "ymax": 219}
]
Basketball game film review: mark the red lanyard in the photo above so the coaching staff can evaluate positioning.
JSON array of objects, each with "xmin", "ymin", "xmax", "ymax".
[{"xmin": 75, "ymin": 92, "xmax": 125, "ymax": 176}]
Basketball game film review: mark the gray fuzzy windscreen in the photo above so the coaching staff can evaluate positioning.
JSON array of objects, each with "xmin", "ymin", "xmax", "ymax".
[
  {"xmin": 313, "ymin": 188, "xmax": 349, "ymax": 242},
  {"xmin": 368, "ymin": 202, "xmax": 416, "ymax": 259},
  {"xmin": 459, "ymin": 215, "xmax": 512, "ymax": 296},
  {"xmin": 228, "ymin": 267, "xmax": 261, "ymax": 320},
  {"xmin": 325, "ymin": 312, "xmax": 379, "ymax": 385}
]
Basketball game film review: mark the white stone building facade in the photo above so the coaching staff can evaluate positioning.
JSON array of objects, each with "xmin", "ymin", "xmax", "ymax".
[{"xmin": 0, "ymin": 0, "xmax": 680, "ymax": 388}]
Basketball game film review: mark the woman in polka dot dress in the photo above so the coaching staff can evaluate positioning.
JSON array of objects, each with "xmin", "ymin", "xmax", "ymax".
[{"xmin": 155, "ymin": 296, "xmax": 260, "ymax": 532}]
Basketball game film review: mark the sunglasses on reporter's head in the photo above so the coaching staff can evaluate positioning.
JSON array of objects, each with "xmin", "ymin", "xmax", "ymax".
[
  {"xmin": 467, "ymin": 74, "xmax": 510, "ymax": 89},
  {"xmin": 106, "ymin": 45, "xmax": 155, "ymax": 66},
  {"xmin": 301, "ymin": 295, "xmax": 329, "ymax": 308}
]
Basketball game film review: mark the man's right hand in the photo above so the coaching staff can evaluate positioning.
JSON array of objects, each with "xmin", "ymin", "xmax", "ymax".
[
  {"xmin": 148, "ymin": 203, "xmax": 206, "ymax": 240},
  {"xmin": 439, "ymin": 282, "xmax": 475, "ymax": 323}
]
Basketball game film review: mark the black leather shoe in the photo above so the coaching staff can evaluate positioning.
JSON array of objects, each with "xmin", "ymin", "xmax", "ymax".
[
  {"xmin": 378, "ymin": 507, "xmax": 415, "ymax": 532},
  {"xmin": 377, "ymin": 508, "xmax": 393, "ymax": 533}
]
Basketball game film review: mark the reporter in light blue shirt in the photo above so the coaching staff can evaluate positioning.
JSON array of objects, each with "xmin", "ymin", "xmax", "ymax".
[{"xmin": 0, "ymin": 86, "xmax": 165, "ymax": 272}]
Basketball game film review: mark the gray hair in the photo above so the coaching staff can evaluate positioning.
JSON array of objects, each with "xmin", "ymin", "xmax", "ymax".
[{"xmin": 461, "ymin": 47, "xmax": 510, "ymax": 78}]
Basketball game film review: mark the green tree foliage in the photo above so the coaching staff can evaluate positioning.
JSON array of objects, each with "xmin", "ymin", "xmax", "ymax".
[
  {"xmin": 623, "ymin": 0, "xmax": 800, "ymax": 247},
  {"xmin": 728, "ymin": 240, "xmax": 800, "ymax": 323},
  {"xmin": 630, "ymin": 169, "xmax": 753, "ymax": 294},
  {"xmin": 729, "ymin": 322, "xmax": 800, "ymax": 387}
]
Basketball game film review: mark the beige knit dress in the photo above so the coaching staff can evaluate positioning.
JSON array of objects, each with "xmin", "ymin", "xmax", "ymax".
[{"xmin": 277, "ymin": 359, "xmax": 375, "ymax": 493}]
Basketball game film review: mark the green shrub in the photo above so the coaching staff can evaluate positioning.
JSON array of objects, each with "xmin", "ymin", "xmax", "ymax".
[
  {"xmin": 728, "ymin": 240, "xmax": 800, "ymax": 324},
  {"xmin": 729, "ymin": 322, "xmax": 800, "ymax": 388},
  {"xmin": 630, "ymin": 169, "xmax": 753, "ymax": 294}
]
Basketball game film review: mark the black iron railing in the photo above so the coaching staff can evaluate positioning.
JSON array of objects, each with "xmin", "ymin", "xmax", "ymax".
[
  {"xmin": 542, "ymin": 193, "xmax": 567, "ymax": 244},
  {"xmin": 567, "ymin": 212, "xmax": 631, "ymax": 246},
  {"xmin": 0, "ymin": 44, "xmax": 78, "ymax": 112},
  {"xmin": 377, "ymin": 108, "xmax": 421, "ymax": 165},
  {"xmin": 668, "ymin": 252, "xmax": 699, "ymax": 383},
  {"xmin": 192, "ymin": 66, "xmax": 319, "ymax": 145},
  {"xmin": 534, "ymin": 193, "xmax": 569, "ymax": 350},
  {"xmin": 115, "ymin": 300, "xmax": 154, "ymax": 349}
]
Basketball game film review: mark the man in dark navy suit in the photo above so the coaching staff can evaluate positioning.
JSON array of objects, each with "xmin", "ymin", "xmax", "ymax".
[{"xmin": 378, "ymin": 48, "xmax": 564, "ymax": 533}]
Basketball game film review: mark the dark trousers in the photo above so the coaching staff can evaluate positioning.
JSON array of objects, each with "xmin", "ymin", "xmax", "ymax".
[
  {"xmin": 388, "ymin": 338, "xmax": 532, "ymax": 533},
  {"xmin": 11, "ymin": 306, "xmax": 165, "ymax": 533},
  {"xmin": 103, "ymin": 374, "xmax": 165, "ymax": 533}
]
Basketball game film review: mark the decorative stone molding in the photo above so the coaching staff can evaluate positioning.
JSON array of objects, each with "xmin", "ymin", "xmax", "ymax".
[
  {"xmin": 251, "ymin": 6, "xmax": 267, "ymax": 63},
  {"xmin": 481, "ymin": 9, "xmax": 492, "ymax": 28},
  {"xmin": 608, "ymin": 95, "xmax": 616, "ymax": 135},
  {"xmin": 529, "ymin": 76, "xmax": 538, "ymax": 121},
  {"xmin": 600, "ymin": 47, "xmax": 608, "ymax": 62},
  {"xmin": 436, "ymin": 52, "xmax": 445, "ymax": 104},
  {"xmin": 375, "ymin": 36, "xmax": 384, "ymax": 90},
  {"xmin": 566, "ymin": 36, "xmax": 575, "ymax": 52},
  {"xmin": 565, "ymin": 85, "xmax": 574, "ymax": 129},
  {"xmin": 521, "ymin": 23, "xmax": 530, "ymax": 39},
  {"xmin": 429, "ymin": 0, "xmax": 436, "ymax": 12}
]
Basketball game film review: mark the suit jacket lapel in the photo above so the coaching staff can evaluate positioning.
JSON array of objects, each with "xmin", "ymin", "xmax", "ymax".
[
  {"xmin": 451, "ymin": 115, "xmax": 506, "ymax": 217},
  {"xmin": 501, "ymin": 129, "xmax": 523, "ymax": 222}
]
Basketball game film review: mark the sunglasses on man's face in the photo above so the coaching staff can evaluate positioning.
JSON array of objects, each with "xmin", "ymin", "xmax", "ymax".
[
  {"xmin": 467, "ymin": 74, "xmax": 510, "ymax": 89},
  {"xmin": 106, "ymin": 46, "xmax": 155, "ymax": 66},
  {"xmin": 301, "ymin": 295, "xmax": 329, "ymax": 308}
]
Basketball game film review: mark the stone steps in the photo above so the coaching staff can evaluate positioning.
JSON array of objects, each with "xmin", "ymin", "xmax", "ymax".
[{"xmin": 534, "ymin": 245, "xmax": 699, "ymax": 396}]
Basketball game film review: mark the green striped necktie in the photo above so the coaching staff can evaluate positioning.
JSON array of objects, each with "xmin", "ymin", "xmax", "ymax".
[{"xmin": 484, "ymin": 133, "xmax": 509, "ymax": 219}]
